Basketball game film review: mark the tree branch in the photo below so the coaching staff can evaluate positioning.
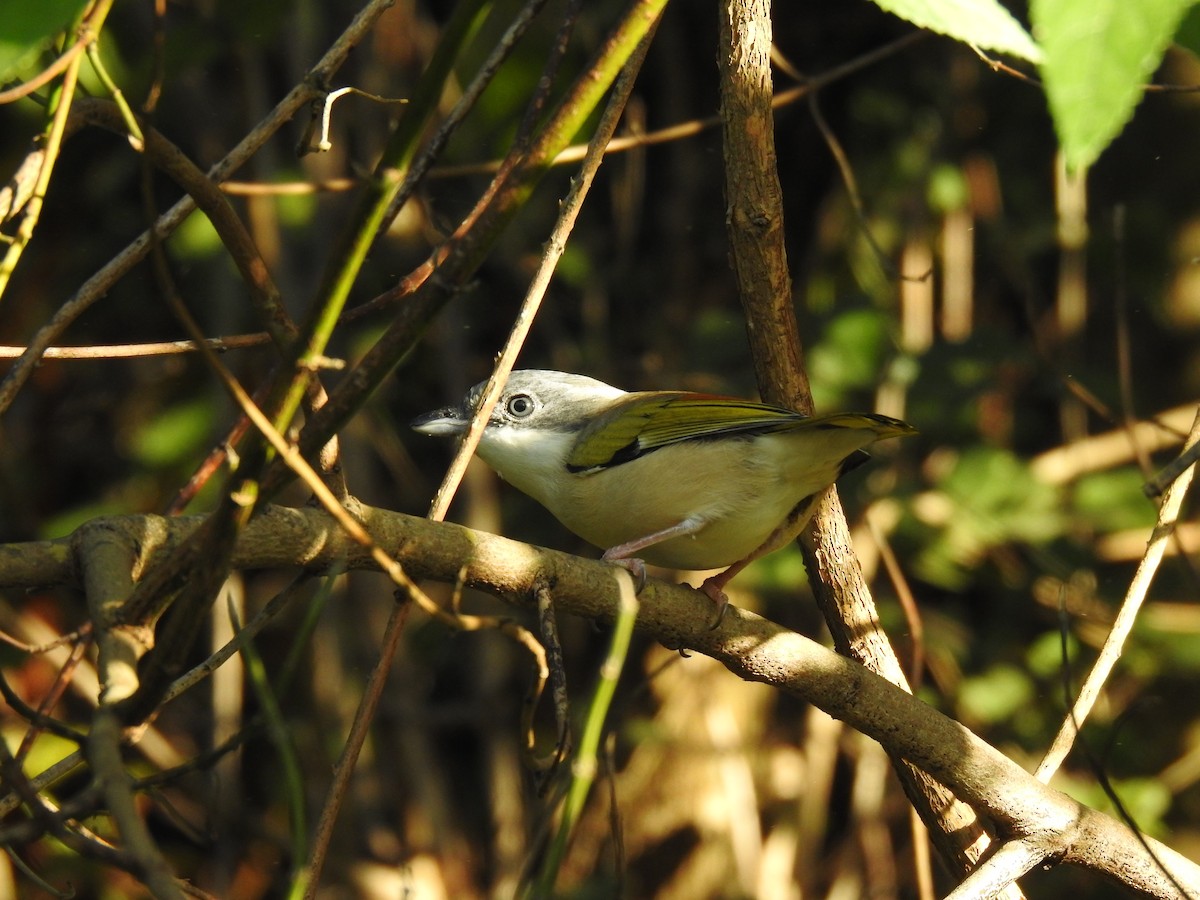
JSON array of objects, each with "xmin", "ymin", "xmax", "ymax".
[
  {"xmin": 715, "ymin": 0, "xmax": 1005, "ymax": 884},
  {"xmin": 3, "ymin": 504, "xmax": 1198, "ymax": 898}
]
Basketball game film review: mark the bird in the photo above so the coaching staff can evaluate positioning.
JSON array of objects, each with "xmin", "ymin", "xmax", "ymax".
[{"xmin": 412, "ymin": 369, "xmax": 915, "ymax": 625}]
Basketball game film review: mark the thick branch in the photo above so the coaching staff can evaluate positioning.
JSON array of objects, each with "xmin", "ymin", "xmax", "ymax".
[
  {"xmin": 715, "ymin": 0, "xmax": 1001, "ymax": 883},
  {"xmin": 4, "ymin": 505, "xmax": 1198, "ymax": 898}
]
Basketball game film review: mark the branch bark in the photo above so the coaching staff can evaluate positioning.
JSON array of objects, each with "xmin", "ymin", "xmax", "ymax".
[
  {"xmin": 4, "ymin": 505, "xmax": 1199, "ymax": 898},
  {"xmin": 715, "ymin": 0, "xmax": 1009, "ymax": 886}
]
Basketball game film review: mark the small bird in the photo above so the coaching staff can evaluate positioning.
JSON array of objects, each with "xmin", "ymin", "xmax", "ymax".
[{"xmin": 412, "ymin": 370, "xmax": 915, "ymax": 624}]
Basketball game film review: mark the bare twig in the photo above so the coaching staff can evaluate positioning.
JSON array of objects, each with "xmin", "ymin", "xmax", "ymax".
[
  {"xmin": 88, "ymin": 709, "xmax": 183, "ymax": 898},
  {"xmin": 0, "ymin": 334, "xmax": 273, "ymax": 359},
  {"xmin": 0, "ymin": 0, "xmax": 394, "ymax": 415},
  {"xmin": 807, "ymin": 90, "xmax": 931, "ymax": 283},
  {"xmin": 1036, "ymin": 407, "xmax": 1200, "ymax": 781},
  {"xmin": 534, "ymin": 581, "xmax": 572, "ymax": 773}
]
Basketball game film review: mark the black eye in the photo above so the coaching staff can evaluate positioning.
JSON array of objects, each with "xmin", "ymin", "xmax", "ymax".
[{"xmin": 506, "ymin": 393, "xmax": 535, "ymax": 418}]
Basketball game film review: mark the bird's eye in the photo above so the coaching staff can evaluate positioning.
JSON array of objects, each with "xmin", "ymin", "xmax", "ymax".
[{"xmin": 506, "ymin": 393, "xmax": 535, "ymax": 418}]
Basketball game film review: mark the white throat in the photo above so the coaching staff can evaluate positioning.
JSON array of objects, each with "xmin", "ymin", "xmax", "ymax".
[{"xmin": 476, "ymin": 425, "xmax": 577, "ymax": 508}]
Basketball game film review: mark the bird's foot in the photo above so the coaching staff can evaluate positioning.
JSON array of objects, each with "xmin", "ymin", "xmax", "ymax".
[
  {"xmin": 697, "ymin": 575, "xmax": 731, "ymax": 630},
  {"xmin": 603, "ymin": 552, "xmax": 647, "ymax": 593},
  {"xmin": 605, "ymin": 551, "xmax": 732, "ymax": 630}
]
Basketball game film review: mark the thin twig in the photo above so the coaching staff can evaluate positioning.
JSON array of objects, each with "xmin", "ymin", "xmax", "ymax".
[
  {"xmin": 1036, "ymin": 406, "xmax": 1200, "ymax": 781},
  {"xmin": 15, "ymin": 634, "xmax": 92, "ymax": 759},
  {"xmin": 534, "ymin": 582, "xmax": 572, "ymax": 773},
  {"xmin": 866, "ymin": 510, "xmax": 924, "ymax": 691},
  {"xmin": 0, "ymin": 0, "xmax": 393, "ymax": 415},
  {"xmin": 534, "ymin": 570, "xmax": 639, "ymax": 894},
  {"xmin": 1146, "ymin": 438, "xmax": 1200, "ymax": 498},
  {"xmin": 0, "ymin": 334, "xmax": 273, "ymax": 359},
  {"xmin": 426, "ymin": 8, "xmax": 660, "ymax": 521},
  {"xmin": 0, "ymin": 669, "xmax": 87, "ymax": 744},
  {"xmin": 807, "ymin": 90, "xmax": 931, "ymax": 283},
  {"xmin": 302, "ymin": 593, "xmax": 412, "ymax": 899},
  {"xmin": 0, "ymin": 22, "xmax": 95, "ymax": 105}
]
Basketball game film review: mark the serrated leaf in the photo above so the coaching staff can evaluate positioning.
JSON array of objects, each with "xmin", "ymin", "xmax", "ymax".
[
  {"xmin": 1032, "ymin": 0, "xmax": 1196, "ymax": 171},
  {"xmin": 870, "ymin": 0, "xmax": 1043, "ymax": 62}
]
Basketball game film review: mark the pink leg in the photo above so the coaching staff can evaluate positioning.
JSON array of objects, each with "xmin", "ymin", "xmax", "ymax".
[
  {"xmin": 696, "ymin": 494, "xmax": 822, "ymax": 629},
  {"xmin": 603, "ymin": 494, "xmax": 819, "ymax": 630},
  {"xmin": 697, "ymin": 553, "xmax": 768, "ymax": 628},
  {"xmin": 604, "ymin": 515, "xmax": 739, "ymax": 629},
  {"xmin": 602, "ymin": 515, "xmax": 708, "ymax": 562},
  {"xmin": 696, "ymin": 577, "xmax": 732, "ymax": 628},
  {"xmin": 601, "ymin": 515, "xmax": 708, "ymax": 598}
]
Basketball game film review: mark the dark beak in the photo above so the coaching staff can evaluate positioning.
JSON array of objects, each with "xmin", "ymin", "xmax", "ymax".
[{"xmin": 410, "ymin": 406, "xmax": 468, "ymax": 437}]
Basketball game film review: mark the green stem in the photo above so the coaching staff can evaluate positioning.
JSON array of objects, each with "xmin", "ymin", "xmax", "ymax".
[
  {"xmin": 534, "ymin": 576, "xmax": 639, "ymax": 895},
  {"xmin": 230, "ymin": 599, "xmax": 309, "ymax": 896},
  {"xmin": 0, "ymin": 0, "xmax": 116, "ymax": 302},
  {"xmin": 85, "ymin": 40, "xmax": 144, "ymax": 147},
  {"xmin": 271, "ymin": 0, "xmax": 493, "ymax": 439},
  {"xmin": 291, "ymin": 0, "xmax": 673, "ymax": 473}
]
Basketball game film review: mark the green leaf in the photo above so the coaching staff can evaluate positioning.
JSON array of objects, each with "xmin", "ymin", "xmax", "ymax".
[
  {"xmin": 1032, "ymin": 0, "xmax": 1196, "ymax": 171},
  {"xmin": 128, "ymin": 397, "xmax": 216, "ymax": 467},
  {"xmin": 941, "ymin": 447, "xmax": 1064, "ymax": 543},
  {"xmin": 870, "ymin": 0, "xmax": 1042, "ymax": 63},
  {"xmin": 1025, "ymin": 630, "xmax": 1082, "ymax": 679},
  {"xmin": 39, "ymin": 498, "xmax": 127, "ymax": 541},
  {"xmin": 1071, "ymin": 468, "xmax": 1158, "ymax": 533},
  {"xmin": 1177, "ymin": 4, "xmax": 1200, "ymax": 58},
  {"xmin": 1060, "ymin": 774, "xmax": 1172, "ymax": 834},
  {"xmin": 809, "ymin": 308, "xmax": 892, "ymax": 393},
  {"xmin": 912, "ymin": 447, "xmax": 1064, "ymax": 588},
  {"xmin": 0, "ymin": 0, "xmax": 89, "ymax": 82},
  {"xmin": 958, "ymin": 664, "xmax": 1035, "ymax": 724},
  {"xmin": 170, "ymin": 210, "xmax": 223, "ymax": 258}
]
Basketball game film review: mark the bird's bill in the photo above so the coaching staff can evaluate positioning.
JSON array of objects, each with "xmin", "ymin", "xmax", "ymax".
[{"xmin": 410, "ymin": 407, "xmax": 469, "ymax": 437}]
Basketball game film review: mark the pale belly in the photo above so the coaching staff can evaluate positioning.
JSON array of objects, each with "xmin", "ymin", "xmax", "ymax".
[
  {"xmin": 478, "ymin": 422, "xmax": 879, "ymax": 572},
  {"xmin": 550, "ymin": 438, "xmax": 828, "ymax": 569}
]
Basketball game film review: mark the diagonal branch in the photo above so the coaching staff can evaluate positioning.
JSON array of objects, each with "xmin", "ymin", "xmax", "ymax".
[
  {"xmin": 6, "ymin": 505, "xmax": 1200, "ymax": 898},
  {"xmin": 715, "ymin": 0, "xmax": 1014, "ymax": 887}
]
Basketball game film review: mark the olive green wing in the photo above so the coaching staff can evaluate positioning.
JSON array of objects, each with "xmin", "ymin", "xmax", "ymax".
[
  {"xmin": 564, "ymin": 393, "xmax": 805, "ymax": 472},
  {"xmin": 565, "ymin": 392, "xmax": 915, "ymax": 473}
]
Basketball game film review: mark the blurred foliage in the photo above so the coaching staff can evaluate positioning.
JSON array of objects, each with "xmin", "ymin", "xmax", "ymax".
[
  {"xmin": 907, "ymin": 446, "xmax": 1065, "ymax": 589},
  {"xmin": 0, "ymin": 0, "xmax": 89, "ymax": 81},
  {"xmin": 1, "ymin": 0, "xmax": 1200, "ymax": 898}
]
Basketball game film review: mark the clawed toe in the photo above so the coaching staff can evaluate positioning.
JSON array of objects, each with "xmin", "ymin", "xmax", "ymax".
[
  {"xmin": 604, "ymin": 555, "xmax": 733, "ymax": 629},
  {"xmin": 605, "ymin": 555, "xmax": 648, "ymax": 593},
  {"xmin": 698, "ymin": 576, "xmax": 731, "ymax": 630}
]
